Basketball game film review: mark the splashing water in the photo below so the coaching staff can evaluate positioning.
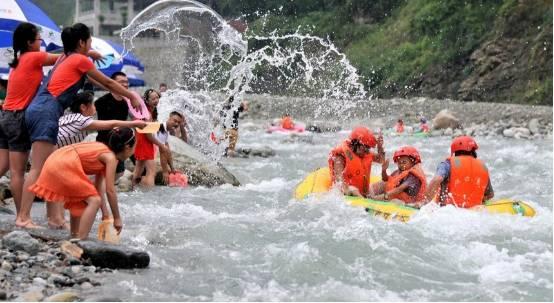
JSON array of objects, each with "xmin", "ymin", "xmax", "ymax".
[{"xmin": 121, "ymin": 0, "xmax": 367, "ymax": 158}]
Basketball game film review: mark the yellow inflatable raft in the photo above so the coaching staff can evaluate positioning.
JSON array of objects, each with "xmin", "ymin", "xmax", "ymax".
[{"xmin": 295, "ymin": 167, "xmax": 536, "ymax": 222}]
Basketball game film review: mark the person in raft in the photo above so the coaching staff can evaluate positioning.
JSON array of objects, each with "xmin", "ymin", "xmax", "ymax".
[
  {"xmin": 394, "ymin": 119, "xmax": 404, "ymax": 133},
  {"xmin": 29, "ymin": 127, "xmax": 136, "ymax": 239},
  {"xmin": 17, "ymin": 23, "xmax": 142, "ymax": 229},
  {"xmin": 280, "ymin": 113, "xmax": 295, "ymax": 130},
  {"xmin": 369, "ymin": 146, "xmax": 427, "ymax": 208},
  {"xmin": 425, "ymin": 136, "xmax": 494, "ymax": 208},
  {"xmin": 328, "ymin": 126, "xmax": 385, "ymax": 197},
  {"xmin": 418, "ymin": 117, "xmax": 430, "ymax": 133}
]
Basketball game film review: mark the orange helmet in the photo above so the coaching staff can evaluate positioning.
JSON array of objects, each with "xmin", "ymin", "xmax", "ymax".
[
  {"xmin": 393, "ymin": 146, "xmax": 421, "ymax": 164},
  {"xmin": 450, "ymin": 136, "xmax": 478, "ymax": 154},
  {"xmin": 349, "ymin": 126, "xmax": 376, "ymax": 147}
]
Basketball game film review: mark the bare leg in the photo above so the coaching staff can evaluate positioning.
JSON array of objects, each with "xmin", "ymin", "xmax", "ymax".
[
  {"xmin": 46, "ymin": 203, "xmax": 68, "ymax": 229},
  {"xmin": 69, "ymin": 214, "xmax": 80, "ymax": 239},
  {"xmin": 132, "ymin": 160, "xmax": 145, "ymax": 186},
  {"xmin": 77, "ymin": 196, "xmax": 102, "ymax": 239},
  {"xmin": 0, "ymin": 149, "xmax": 9, "ymax": 178},
  {"xmin": 16, "ymin": 141, "xmax": 55, "ymax": 228},
  {"xmin": 8, "ymin": 151, "xmax": 29, "ymax": 214},
  {"xmin": 141, "ymin": 160, "xmax": 156, "ymax": 187}
]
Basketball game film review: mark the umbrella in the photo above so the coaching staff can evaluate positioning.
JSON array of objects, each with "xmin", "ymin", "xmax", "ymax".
[
  {"xmin": 0, "ymin": 0, "xmax": 62, "ymax": 79},
  {"xmin": 91, "ymin": 37, "xmax": 145, "ymax": 87}
]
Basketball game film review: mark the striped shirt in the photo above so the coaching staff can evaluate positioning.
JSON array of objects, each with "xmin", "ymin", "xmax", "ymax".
[{"xmin": 57, "ymin": 113, "xmax": 94, "ymax": 147}]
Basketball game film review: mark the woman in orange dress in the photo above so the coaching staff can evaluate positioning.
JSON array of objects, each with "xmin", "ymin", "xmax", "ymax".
[{"xmin": 29, "ymin": 127, "xmax": 136, "ymax": 239}]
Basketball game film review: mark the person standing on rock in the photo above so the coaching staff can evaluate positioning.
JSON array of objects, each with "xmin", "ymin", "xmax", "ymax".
[
  {"xmin": 17, "ymin": 23, "xmax": 143, "ymax": 229},
  {"xmin": 425, "ymin": 136, "xmax": 494, "ymax": 207},
  {"xmin": 29, "ymin": 127, "xmax": 136, "ymax": 239},
  {"xmin": 328, "ymin": 126, "xmax": 385, "ymax": 197},
  {"xmin": 219, "ymin": 96, "xmax": 248, "ymax": 156}
]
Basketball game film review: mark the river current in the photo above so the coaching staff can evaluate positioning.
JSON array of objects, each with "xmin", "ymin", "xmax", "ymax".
[{"xmin": 83, "ymin": 119, "xmax": 553, "ymax": 301}]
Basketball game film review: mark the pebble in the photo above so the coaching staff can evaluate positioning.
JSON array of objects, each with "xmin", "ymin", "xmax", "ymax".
[
  {"xmin": 80, "ymin": 282, "xmax": 93, "ymax": 290},
  {"xmin": 1, "ymin": 261, "xmax": 13, "ymax": 271},
  {"xmin": 32, "ymin": 277, "xmax": 48, "ymax": 286},
  {"xmin": 44, "ymin": 292, "xmax": 79, "ymax": 302},
  {"xmin": 71, "ymin": 265, "xmax": 83, "ymax": 274}
]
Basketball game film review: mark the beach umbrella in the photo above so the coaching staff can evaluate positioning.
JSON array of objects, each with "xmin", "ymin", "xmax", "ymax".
[
  {"xmin": 0, "ymin": 0, "xmax": 62, "ymax": 79},
  {"xmin": 91, "ymin": 37, "xmax": 145, "ymax": 87}
]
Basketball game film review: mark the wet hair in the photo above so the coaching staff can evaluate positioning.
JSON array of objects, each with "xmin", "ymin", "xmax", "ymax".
[
  {"xmin": 107, "ymin": 127, "xmax": 135, "ymax": 154},
  {"xmin": 70, "ymin": 91, "xmax": 94, "ymax": 113},
  {"xmin": 111, "ymin": 71, "xmax": 127, "ymax": 79},
  {"xmin": 61, "ymin": 23, "xmax": 91, "ymax": 55},
  {"xmin": 10, "ymin": 23, "xmax": 39, "ymax": 68},
  {"xmin": 169, "ymin": 111, "xmax": 184, "ymax": 119},
  {"xmin": 143, "ymin": 89, "xmax": 160, "ymax": 120},
  {"xmin": 454, "ymin": 150, "xmax": 477, "ymax": 158}
]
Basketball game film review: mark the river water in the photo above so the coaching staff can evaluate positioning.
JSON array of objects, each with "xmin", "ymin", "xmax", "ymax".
[{"xmin": 84, "ymin": 122, "xmax": 553, "ymax": 301}]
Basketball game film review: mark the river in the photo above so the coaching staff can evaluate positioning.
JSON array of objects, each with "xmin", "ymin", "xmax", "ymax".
[{"xmin": 83, "ymin": 122, "xmax": 553, "ymax": 301}]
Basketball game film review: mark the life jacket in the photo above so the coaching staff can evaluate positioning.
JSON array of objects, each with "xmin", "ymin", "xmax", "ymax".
[
  {"xmin": 385, "ymin": 164, "xmax": 427, "ymax": 203},
  {"xmin": 281, "ymin": 117, "xmax": 294, "ymax": 130},
  {"xmin": 395, "ymin": 123, "xmax": 404, "ymax": 133},
  {"xmin": 328, "ymin": 141, "xmax": 373, "ymax": 196},
  {"xmin": 420, "ymin": 123, "xmax": 430, "ymax": 132},
  {"xmin": 442, "ymin": 156, "xmax": 489, "ymax": 208}
]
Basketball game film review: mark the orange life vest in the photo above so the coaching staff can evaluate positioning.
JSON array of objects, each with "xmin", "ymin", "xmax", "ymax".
[
  {"xmin": 442, "ymin": 156, "xmax": 489, "ymax": 208},
  {"xmin": 385, "ymin": 164, "xmax": 427, "ymax": 203},
  {"xmin": 281, "ymin": 117, "xmax": 294, "ymax": 129},
  {"xmin": 328, "ymin": 141, "xmax": 373, "ymax": 196},
  {"xmin": 395, "ymin": 123, "xmax": 404, "ymax": 133}
]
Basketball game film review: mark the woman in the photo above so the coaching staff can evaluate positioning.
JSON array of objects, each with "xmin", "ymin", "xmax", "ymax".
[
  {"xmin": 16, "ymin": 23, "xmax": 142, "ymax": 229},
  {"xmin": 0, "ymin": 22, "xmax": 103, "ymax": 226}
]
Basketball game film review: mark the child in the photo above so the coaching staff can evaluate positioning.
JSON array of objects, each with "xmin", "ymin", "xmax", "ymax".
[
  {"xmin": 369, "ymin": 146, "xmax": 427, "ymax": 208},
  {"xmin": 156, "ymin": 111, "xmax": 185, "ymax": 184},
  {"xmin": 29, "ymin": 127, "xmax": 136, "ymax": 239},
  {"xmin": 133, "ymin": 89, "xmax": 168, "ymax": 187},
  {"xmin": 47, "ymin": 91, "xmax": 146, "ymax": 228},
  {"xmin": 57, "ymin": 91, "xmax": 146, "ymax": 148}
]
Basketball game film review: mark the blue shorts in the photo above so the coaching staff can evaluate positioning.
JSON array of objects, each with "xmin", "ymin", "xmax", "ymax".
[{"xmin": 25, "ymin": 93, "xmax": 63, "ymax": 145}]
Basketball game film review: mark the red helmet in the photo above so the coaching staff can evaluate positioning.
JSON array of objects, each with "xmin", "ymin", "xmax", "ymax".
[
  {"xmin": 349, "ymin": 126, "xmax": 376, "ymax": 147},
  {"xmin": 450, "ymin": 136, "xmax": 479, "ymax": 154},
  {"xmin": 393, "ymin": 146, "xmax": 421, "ymax": 164}
]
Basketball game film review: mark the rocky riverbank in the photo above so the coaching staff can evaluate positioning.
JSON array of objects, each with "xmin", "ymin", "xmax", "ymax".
[{"xmin": 245, "ymin": 96, "xmax": 553, "ymax": 139}]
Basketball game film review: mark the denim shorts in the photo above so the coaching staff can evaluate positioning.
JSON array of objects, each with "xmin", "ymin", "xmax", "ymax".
[
  {"xmin": 25, "ymin": 94, "xmax": 62, "ymax": 145},
  {"xmin": 0, "ymin": 110, "xmax": 32, "ymax": 151}
]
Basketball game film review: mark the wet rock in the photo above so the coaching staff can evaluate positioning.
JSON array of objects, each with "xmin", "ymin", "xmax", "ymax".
[
  {"xmin": 116, "ymin": 170, "xmax": 133, "ymax": 192},
  {"xmin": 78, "ymin": 240, "xmax": 150, "ymax": 269},
  {"xmin": 32, "ymin": 277, "xmax": 47, "ymax": 286},
  {"xmin": 60, "ymin": 241, "xmax": 83, "ymax": 259},
  {"xmin": 80, "ymin": 282, "xmax": 93, "ymax": 289},
  {"xmin": 0, "ymin": 177, "xmax": 12, "ymax": 202},
  {"xmin": 0, "ymin": 291, "xmax": 6, "ymax": 300},
  {"xmin": 233, "ymin": 146, "xmax": 275, "ymax": 158},
  {"xmin": 305, "ymin": 121, "xmax": 341, "ymax": 133},
  {"xmin": 2, "ymin": 231, "xmax": 40, "ymax": 255},
  {"xmin": 443, "ymin": 128, "xmax": 453, "ymax": 136},
  {"xmin": 432, "ymin": 109, "xmax": 460, "ymax": 130},
  {"xmin": 528, "ymin": 118, "xmax": 540, "ymax": 134},
  {"xmin": 503, "ymin": 128, "xmax": 515, "ymax": 138},
  {"xmin": 0, "ymin": 206, "xmax": 14, "ymax": 215},
  {"xmin": 157, "ymin": 136, "xmax": 240, "ymax": 187},
  {"xmin": 44, "ymin": 292, "xmax": 79, "ymax": 302}
]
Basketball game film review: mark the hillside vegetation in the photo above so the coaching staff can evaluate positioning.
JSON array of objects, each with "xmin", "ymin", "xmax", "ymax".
[{"xmin": 217, "ymin": 0, "xmax": 552, "ymax": 105}]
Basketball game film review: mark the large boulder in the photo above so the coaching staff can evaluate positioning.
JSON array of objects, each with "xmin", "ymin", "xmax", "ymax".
[
  {"xmin": 432, "ymin": 109, "xmax": 461, "ymax": 130},
  {"xmin": 77, "ymin": 240, "xmax": 149, "ymax": 269},
  {"xmin": 156, "ymin": 136, "xmax": 240, "ymax": 187}
]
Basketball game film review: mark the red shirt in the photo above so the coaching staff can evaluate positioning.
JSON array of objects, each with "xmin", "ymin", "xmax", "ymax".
[
  {"xmin": 47, "ymin": 54, "xmax": 94, "ymax": 97},
  {"xmin": 3, "ymin": 51, "xmax": 48, "ymax": 110}
]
